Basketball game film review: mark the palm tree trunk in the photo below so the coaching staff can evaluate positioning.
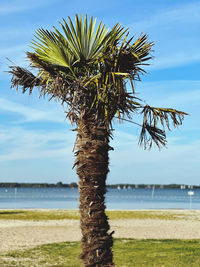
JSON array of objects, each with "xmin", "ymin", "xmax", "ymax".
[{"xmin": 74, "ymin": 116, "xmax": 114, "ymax": 267}]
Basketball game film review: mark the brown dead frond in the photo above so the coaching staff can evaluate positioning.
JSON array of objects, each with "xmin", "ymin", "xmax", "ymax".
[
  {"xmin": 139, "ymin": 123, "xmax": 167, "ymax": 149},
  {"xmin": 138, "ymin": 105, "xmax": 189, "ymax": 149},
  {"xmin": 9, "ymin": 66, "xmax": 43, "ymax": 95}
]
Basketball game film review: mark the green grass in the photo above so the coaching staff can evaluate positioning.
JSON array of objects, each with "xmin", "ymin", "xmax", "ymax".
[
  {"xmin": 1, "ymin": 239, "xmax": 200, "ymax": 266},
  {"xmin": 106, "ymin": 210, "xmax": 189, "ymax": 220},
  {"xmin": 0, "ymin": 209, "xmax": 192, "ymax": 221},
  {"xmin": 0, "ymin": 210, "xmax": 80, "ymax": 220}
]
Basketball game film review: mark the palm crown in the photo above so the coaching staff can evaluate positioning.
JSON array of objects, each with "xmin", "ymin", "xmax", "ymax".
[{"xmin": 9, "ymin": 14, "xmax": 187, "ymax": 149}]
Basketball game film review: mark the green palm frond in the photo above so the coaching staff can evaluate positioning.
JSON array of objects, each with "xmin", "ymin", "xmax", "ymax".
[
  {"xmin": 8, "ymin": 14, "xmax": 188, "ymax": 150},
  {"xmin": 31, "ymin": 15, "xmax": 125, "ymax": 71},
  {"xmin": 31, "ymin": 28, "xmax": 75, "ymax": 73}
]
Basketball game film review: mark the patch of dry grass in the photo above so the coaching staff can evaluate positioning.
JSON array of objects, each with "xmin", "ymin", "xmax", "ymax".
[{"xmin": 0, "ymin": 209, "xmax": 198, "ymax": 221}]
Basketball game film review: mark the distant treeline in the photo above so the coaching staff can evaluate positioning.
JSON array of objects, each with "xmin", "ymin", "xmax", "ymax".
[
  {"xmin": 0, "ymin": 182, "xmax": 78, "ymax": 188},
  {"xmin": 0, "ymin": 182, "xmax": 199, "ymax": 189}
]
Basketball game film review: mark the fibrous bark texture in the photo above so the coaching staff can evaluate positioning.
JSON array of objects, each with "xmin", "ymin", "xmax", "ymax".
[{"xmin": 74, "ymin": 117, "xmax": 114, "ymax": 267}]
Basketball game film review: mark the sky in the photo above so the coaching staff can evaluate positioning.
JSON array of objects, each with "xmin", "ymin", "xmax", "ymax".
[{"xmin": 0, "ymin": 0, "xmax": 200, "ymax": 185}]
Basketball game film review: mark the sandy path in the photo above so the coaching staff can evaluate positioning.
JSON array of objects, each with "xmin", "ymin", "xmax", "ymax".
[
  {"xmin": 0, "ymin": 220, "xmax": 81, "ymax": 252},
  {"xmin": 111, "ymin": 219, "xmax": 200, "ymax": 239},
  {"xmin": 1, "ymin": 211, "xmax": 200, "ymax": 252}
]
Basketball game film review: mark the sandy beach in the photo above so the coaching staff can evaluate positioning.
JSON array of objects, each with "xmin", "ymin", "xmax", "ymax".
[{"xmin": 1, "ymin": 209, "xmax": 200, "ymax": 252}]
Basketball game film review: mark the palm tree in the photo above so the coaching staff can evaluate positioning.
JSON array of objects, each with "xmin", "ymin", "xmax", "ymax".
[{"xmin": 9, "ymin": 14, "xmax": 187, "ymax": 267}]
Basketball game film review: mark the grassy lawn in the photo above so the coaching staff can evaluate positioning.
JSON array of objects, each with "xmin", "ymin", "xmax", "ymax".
[
  {"xmin": 0, "ymin": 209, "xmax": 80, "ymax": 220},
  {"xmin": 1, "ymin": 210, "xmax": 199, "ymax": 266},
  {"xmin": 0, "ymin": 209, "xmax": 193, "ymax": 221},
  {"xmin": 1, "ymin": 239, "xmax": 200, "ymax": 267}
]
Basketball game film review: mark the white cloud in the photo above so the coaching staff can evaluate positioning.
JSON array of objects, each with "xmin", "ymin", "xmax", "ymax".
[
  {"xmin": 0, "ymin": 124, "xmax": 199, "ymax": 184},
  {"xmin": 109, "ymin": 128, "xmax": 200, "ymax": 184},
  {"xmin": 0, "ymin": 45, "xmax": 27, "ymax": 58},
  {"xmin": 0, "ymin": 97, "xmax": 66, "ymax": 123},
  {"xmin": 0, "ymin": 45, "xmax": 30, "ymax": 78},
  {"xmin": 150, "ymin": 53, "xmax": 200, "ymax": 71},
  {"xmin": 132, "ymin": 2, "xmax": 200, "ymax": 31},
  {"xmin": 0, "ymin": 0, "xmax": 58, "ymax": 15},
  {"xmin": 0, "ymin": 118, "xmax": 199, "ymax": 184},
  {"xmin": 136, "ymin": 80, "xmax": 200, "ymax": 106},
  {"xmin": 131, "ymin": 2, "xmax": 200, "ymax": 70},
  {"xmin": 108, "ymin": 79, "xmax": 200, "ymax": 184},
  {"xmin": 134, "ymin": 80, "xmax": 200, "ymax": 133},
  {"xmin": 0, "ymin": 126, "xmax": 75, "ymax": 162}
]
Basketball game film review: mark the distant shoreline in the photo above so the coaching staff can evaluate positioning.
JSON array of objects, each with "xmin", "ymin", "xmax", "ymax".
[{"xmin": 0, "ymin": 182, "xmax": 198, "ymax": 189}]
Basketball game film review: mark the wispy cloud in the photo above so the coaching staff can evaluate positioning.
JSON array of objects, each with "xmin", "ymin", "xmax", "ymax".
[
  {"xmin": 132, "ymin": 2, "xmax": 200, "ymax": 30},
  {"xmin": 150, "ymin": 53, "xmax": 200, "ymax": 70},
  {"xmin": 0, "ymin": 44, "xmax": 30, "ymax": 78},
  {"xmin": 109, "ymin": 129, "xmax": 200, "ymax": 184},
  {"xmin": 136, "ymin": 80, "xmax": 200, "ymax": 106},
  {"xmin": 131, "ymin": 2, "xmax": 200, "ymax": 70},
  {"xmin": 0, "ymin": 44, "xmax": 27, "ymax": 58},
  {"xmin": 0, "ymin": 124, "xmax": 77, "ymax": 182},
  {"xmin": 0, "ymin": 125, "xmax": 75, "ymax": 162},
  {"xmin": 0, "ymin": 97, "xmax": 66, "ymax": 123},
  {"xmin": 0, "ymin": 124, "xmax": 199, "ymax": 184},
  {"xmin": 1, "ymin": 79, "xmax": 199, "ymax": 128},
  {"xmin": 0, "ymin": 0, "xmax": 58, "ymax": 15},
  {"xmin": 135, "ymin": 80, "xmax": 200, "ymax": 133}
]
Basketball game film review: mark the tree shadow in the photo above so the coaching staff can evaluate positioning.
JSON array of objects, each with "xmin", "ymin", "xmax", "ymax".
[{"xmin": 0, "ymin": 211, "xmax": 25, "ymax": 215}]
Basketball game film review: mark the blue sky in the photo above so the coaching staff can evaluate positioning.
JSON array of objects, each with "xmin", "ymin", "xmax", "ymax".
[{"xmin": 0, "ymin": 0, "xmax": 200, "ymax": 185}]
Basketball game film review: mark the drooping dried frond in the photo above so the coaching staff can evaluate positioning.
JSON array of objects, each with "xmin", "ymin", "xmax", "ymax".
[
  {"xmin": 138, "ymin": 105, "xmax": 189, "ymax": 149},
  {"xmin": 139, "ymin": 123, "xmax": 167, "ymax": 149},
  {"xmin": 26, "ymin": 52, "xmax": 57, "ymax": 75},
  {"xmin": 141, "ymin": 105, "xmax": 188, "ymax": 130},
  {"xmin": 9, "ymin": 66, "xmax": 44, "ymax": 95}
]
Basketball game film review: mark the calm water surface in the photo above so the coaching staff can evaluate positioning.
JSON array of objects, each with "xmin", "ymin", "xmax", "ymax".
[{"xmin": 0, "ymin": 187, "xmax": 199, "ymax": 210}]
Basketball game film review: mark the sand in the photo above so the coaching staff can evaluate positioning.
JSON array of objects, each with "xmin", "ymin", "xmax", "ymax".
[{"xmin": 1, "ymin": 210, "xmax": 200, "ymax": 252}]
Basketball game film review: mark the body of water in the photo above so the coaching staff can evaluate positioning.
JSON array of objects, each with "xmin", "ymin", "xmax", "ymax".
[{"xmin": 0, "ymin": 187, "xmax": 199, "ymax": 210}]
